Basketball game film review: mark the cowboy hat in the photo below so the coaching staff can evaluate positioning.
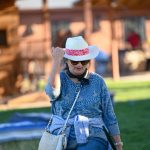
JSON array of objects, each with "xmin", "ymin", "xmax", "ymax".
[{"xmin": 64, "ymin": 36, "xmax": 99, "ymax": 61}]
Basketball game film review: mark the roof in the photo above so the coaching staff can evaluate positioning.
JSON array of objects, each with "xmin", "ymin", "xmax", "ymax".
[
  {"xmin": 0, "ymin": 0, "xmax": 15, "ymax": 10},
  {"xmin": 74, "ymin": 0, "xmax": 150, "ymax": 10}
]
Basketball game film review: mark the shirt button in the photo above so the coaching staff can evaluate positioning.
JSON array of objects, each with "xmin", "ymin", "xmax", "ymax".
[{"xmin": 75, "ymin": 87, "xmax": 80, "ymax": 93}]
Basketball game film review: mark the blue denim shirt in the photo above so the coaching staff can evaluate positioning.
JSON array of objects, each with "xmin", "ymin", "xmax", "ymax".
[{"xmin": 45, "ymin": 71, "xmax": 120, "ymax": 141}]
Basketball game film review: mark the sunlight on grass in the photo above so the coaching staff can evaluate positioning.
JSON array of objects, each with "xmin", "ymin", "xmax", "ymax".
[{"xmin": 106, "ymin": 79, "xmax": 150, "ymax": 102}]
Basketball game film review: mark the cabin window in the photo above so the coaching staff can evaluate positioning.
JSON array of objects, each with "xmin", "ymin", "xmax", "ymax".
[
  {"xmin": 51, "ymin": 21, "xmax": 70, "ymax": 47},
  {"xmin": 0, "ymin": 30, "xmax": 8, "ymax": 47},
  {"xmin": 124, "ymin": 17, "xmax": 146, "ymax": 42}
]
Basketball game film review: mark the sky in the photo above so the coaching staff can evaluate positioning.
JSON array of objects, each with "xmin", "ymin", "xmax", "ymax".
[{"xmin": 15, "ymin": 0, "xmax": 78, "ymax": 9}]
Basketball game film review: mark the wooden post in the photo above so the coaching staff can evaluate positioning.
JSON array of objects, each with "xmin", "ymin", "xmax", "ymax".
[
  {"xmin": 109, "ymin": 8, "xmax": 120, "ymax": 80},
  {"xmin": 42, "ymin": 0, "xmax": 51, "ymax": 57},
  {"xmin": 83, "ymin": 0, "xmax": 95, "ymax": 72},
  {"xmin": 42, "ymin": 0, "xmax": 52, "ymax": 79},
  {"xmin": 84, "ymin": 0, "xmax": 93, "ymax": 43}
]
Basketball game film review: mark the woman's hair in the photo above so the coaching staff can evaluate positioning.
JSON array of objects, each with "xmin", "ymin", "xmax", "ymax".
[{"xmin": 61, "ymin": 58, "xmax": 68, "ymax": 70}]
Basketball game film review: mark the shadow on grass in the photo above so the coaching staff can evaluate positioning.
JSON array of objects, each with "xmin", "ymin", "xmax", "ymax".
[
  {"xmin": 114, "ymin": 99, "xmax": 150, "ymax": 150},
  {"xmin": 0, "ymin": 107, "xmax": 50, "ymax": 123}
]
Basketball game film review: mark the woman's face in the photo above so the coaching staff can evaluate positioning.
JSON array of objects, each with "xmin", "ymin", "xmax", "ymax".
[{"xmin": 67, "ymin": 60, "xmax": 90, "ymax": 75}]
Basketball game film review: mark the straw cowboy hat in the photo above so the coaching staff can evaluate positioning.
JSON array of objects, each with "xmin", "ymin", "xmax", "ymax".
[{"xmin": 64, "ymin": 36, "xmax": 99, "ymax": 61}]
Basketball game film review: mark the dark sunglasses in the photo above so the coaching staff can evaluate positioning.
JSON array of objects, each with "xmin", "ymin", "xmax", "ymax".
[{"xmin": 70, "ymin": 60, "xmax": 90, "ymax": 65}]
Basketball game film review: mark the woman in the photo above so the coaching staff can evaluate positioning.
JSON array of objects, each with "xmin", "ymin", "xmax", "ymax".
[{"xmin": 45, "ymin": 36, "xmax": 123, "ymax": 150}]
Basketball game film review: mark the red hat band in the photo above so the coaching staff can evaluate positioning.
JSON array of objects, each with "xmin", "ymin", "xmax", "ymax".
[{"xmin": 66, "ymin": 48, "xmax": 89, "ymax": 56}]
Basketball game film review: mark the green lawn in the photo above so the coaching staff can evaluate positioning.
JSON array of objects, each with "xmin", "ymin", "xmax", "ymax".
[
  {"xmin": 106, "ymin": 79, "xmax": 150, "ymax": 102},
  {"xmin": 115, "ymin": 100, "xmax": 150, "ymax": 150},
  {"xmin": 0, "ymin": 107, "xmax": 50, "ymax": 123},
  {"xmin": 0, "ymin": 80, "xmax": 150, "ymax": 150}
]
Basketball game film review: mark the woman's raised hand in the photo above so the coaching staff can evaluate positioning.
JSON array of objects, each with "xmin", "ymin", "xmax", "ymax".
[
  {"xmin": 52, "ymin": 47, "xmax": 65, "ymax": 63},
  {"xmin": 50, "ymin": 47, "xmax": 65, "ymax": 87}
]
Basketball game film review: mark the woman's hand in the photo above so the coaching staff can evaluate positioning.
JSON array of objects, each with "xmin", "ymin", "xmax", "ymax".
[
  {"xmin": 50, "ymin": 47, "xmax": 65, "ymax": 88},
  {"xmin": 112, "ymin": 135, "xmax": 123, "ymax": 150},
  {"xmin": 52, "ymin": 47, "xmax": 65, "ymax": 65},
  {"xmin": 116, "ymin": 144, "xmax": 123, "ymax": 150}
]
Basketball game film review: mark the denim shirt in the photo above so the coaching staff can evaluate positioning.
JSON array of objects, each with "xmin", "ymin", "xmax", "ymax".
[{"xmin": 45, "ymin": 71, "xmax": 120, "ymax": 141}]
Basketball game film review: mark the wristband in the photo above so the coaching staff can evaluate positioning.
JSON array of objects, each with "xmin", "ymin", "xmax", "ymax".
[{"xmin": 114, "ymin": 141, "xmax": 123, "ymax": 146}]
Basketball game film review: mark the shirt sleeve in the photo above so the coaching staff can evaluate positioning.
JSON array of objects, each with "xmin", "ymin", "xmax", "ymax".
[
  {"xmin": 100, "ymin": 79, "xmax": 120, "ymax": 136},
  {"xmin": 45, "ymin": 76, "xmax": 61, "ymax": 101}
]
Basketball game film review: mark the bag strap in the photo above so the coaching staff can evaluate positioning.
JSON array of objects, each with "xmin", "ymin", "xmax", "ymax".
[
  {"xmin": 46, "ymin": 85, "xmax": 82, "ymax": 134},
  {"xmin": 61, "ymin": 86, "xmax": 82, "ymax": 133},
  {"xmin": 102, "ymin": 126, "xmax": 117, "ymax": 150},
  {"xmin": 45, "ymin": 115, "xmax": 53, "ymax": 132}
]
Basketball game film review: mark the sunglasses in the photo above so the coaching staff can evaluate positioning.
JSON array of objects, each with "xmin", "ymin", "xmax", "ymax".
[{"xmin": 70, "ymin": 60, "xmax": 90, "ymax": 65}]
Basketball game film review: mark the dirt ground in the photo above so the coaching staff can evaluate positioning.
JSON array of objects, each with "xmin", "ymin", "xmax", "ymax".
[{"xmin": 0, "ymin": 92, "xmax": 50, "ymax": 111}]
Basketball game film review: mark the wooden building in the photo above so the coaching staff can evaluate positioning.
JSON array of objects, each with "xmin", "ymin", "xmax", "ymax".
[
  {"xmin": 18, "ymin": 0, "xmax": 150, "ymax": 80},
  {"xmin": 1, "ymin": 0, "xmax": 150, "ymax": 99},
  {"xmin": 0, "ymin": 0, "xmax": 20, "ymax": 98}
]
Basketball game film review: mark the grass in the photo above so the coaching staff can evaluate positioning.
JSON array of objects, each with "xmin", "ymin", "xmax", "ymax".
[
  {"xmin": 114, "ymin": 100, "xmax": 150, "ymax": 150},
  {"xmin": 0, "ymin": 80, "xmax": 150, "ymax": 150},
  {"xmin": 106, "ymin": 79, "xmax": 150, "ymax": 101},
  {"xmin": 0, "ymin": 107, "xmax": 50, "ymax": 123},
  {"xmin": 0, "ymin": 140, "xmax": 39, "ymax": 150}
]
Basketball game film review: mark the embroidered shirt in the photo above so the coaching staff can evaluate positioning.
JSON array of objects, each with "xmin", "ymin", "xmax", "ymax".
[{"xmin": 45, "ymin": 71, "xmax": 120, "ymax": 140}]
